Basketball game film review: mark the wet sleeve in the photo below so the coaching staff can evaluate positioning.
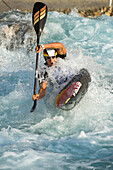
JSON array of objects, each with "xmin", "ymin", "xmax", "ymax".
[
  {"xmin": 38, "ymin": 71, "xmax": 48, "ymax": 84},
  {"xmin": 38, "ymin": 72, "xmax": 45, "ymax": 84}
]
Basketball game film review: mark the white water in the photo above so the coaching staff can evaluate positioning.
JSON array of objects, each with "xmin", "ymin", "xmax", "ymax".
[{"xmin": 0, "ymin": 10, "xmax": 113, "ymax": 169}]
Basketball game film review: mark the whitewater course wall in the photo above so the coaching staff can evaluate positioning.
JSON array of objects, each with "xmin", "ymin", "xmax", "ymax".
[{"xmin": 0, "ymin": 0, "xmax": 113, "ymax": 17}]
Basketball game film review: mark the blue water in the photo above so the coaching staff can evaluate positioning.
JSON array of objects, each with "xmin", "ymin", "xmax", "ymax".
[{"xmin": 0, "ymin": 9, "xmax": 113, "ymax": 169}]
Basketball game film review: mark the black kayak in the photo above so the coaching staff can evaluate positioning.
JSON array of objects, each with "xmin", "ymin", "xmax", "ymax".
[{"xmin": 56, "ymin": 68, "xmax": 91, "ymax": 110}]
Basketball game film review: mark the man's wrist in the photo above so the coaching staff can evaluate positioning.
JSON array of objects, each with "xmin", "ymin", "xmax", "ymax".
[{"xmin": 41, "ymin": 44, "xmax": 45, "ymax": 49}]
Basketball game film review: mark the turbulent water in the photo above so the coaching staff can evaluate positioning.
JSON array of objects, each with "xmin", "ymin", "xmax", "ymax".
[{"xmin": 0, "ymin": 9, "xmax": 113, "ymax": 170}]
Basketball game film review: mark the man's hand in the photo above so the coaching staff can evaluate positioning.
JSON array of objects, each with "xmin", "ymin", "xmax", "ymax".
[
  {"xmin": 35, "ymin": 45, "xmax": 43, "ymax": 53},
  {"xmin": 32, "ymin": 94, "xmax": 40, "ymax": 101}
]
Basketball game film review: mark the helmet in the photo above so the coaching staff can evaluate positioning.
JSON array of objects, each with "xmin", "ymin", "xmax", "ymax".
[{"xmin": 43, "ymin": 49, "xmax": 57, "ymax": 58}]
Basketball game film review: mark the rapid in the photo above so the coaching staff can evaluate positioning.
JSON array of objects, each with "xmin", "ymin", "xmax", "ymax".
[{"xmin": 0, "ymin": 9, "xmax": 113, "ymax": 169}]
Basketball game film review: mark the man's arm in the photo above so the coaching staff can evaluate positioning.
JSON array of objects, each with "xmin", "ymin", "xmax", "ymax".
[
  {"xmin": 36, "ymin": 42, "xmax": 66, "ymax": 55},
  {"xmin": 32, "ymin": 80, "xmax": 47, "ymax": 101}
]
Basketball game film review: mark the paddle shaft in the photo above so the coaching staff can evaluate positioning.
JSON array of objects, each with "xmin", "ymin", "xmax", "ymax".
[
  {"xmin": 31, "ymin": 39, "xmax": 39, "ymax": 112},
  {"xmin": 33, "ymin": 39, "xmax": 39, "ymax": 95}
]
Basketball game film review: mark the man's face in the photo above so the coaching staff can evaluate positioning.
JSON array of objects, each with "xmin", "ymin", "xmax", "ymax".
[{"xmin": 46, "ymin": 56, "xmax": 56, "ymax": 67}]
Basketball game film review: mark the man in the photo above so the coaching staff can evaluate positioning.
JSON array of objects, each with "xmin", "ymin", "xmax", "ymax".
[{"xmin": 32, "ymin": 42, "xmax": 66, "ymax": 101}]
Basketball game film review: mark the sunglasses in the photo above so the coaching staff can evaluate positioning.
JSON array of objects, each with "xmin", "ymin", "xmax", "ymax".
[{"xmin": 46, "ymin": 56, "xmax": 56, "ymax": 60}]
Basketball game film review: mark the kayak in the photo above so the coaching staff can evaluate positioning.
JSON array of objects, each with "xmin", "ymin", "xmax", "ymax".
[{"xmin": 56, "ymin": 68, "xmax": 91, "ymax": 110}]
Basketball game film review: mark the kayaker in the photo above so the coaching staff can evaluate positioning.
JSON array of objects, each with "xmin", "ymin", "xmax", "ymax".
[{"xmin": 32, "ymin": 42, "xmax": 66, "ymax": 101}]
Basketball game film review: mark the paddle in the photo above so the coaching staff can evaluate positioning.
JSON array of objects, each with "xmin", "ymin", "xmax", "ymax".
[{"xmin": 31, "ymin": 2, "xmax": 48, "ymax": 112}]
